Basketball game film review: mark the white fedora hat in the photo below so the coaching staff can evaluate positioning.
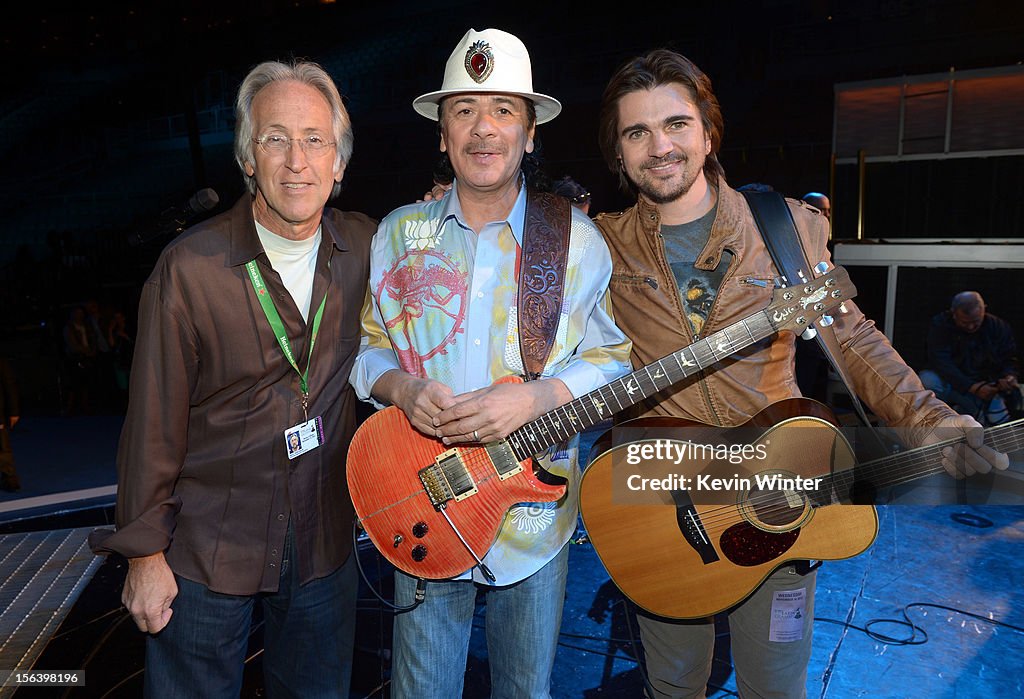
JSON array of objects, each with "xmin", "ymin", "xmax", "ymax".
[{"xmin": 412, "ymin": 28, "xmax": 562, "ymax": 124}]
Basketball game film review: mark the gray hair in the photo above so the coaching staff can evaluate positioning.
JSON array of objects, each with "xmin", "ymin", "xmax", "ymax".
[{"xmin": 234, "ymin": 60, "xmax": 353, "ymax": 198}]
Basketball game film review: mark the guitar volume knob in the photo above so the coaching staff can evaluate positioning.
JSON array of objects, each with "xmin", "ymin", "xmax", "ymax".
[
  {"xmin": 412, "ymin": 522, "xmax": 429, "ymax": 538},
  {"xmin": 411, "ymin": 545, "xmax": 428, "ymax": 562}
]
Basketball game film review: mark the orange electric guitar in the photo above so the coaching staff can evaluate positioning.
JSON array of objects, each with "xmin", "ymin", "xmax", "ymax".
[
  {"xmin": 579, "ymin": 403, "xmax": 1024, "ymax": 619},
  {"xmin": 347, "ymin": 267, "xmax": 856, "ymax": 580}
]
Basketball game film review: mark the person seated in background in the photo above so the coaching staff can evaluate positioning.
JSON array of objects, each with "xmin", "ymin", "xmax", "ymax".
[{"xmin": 920, "ymin": 290, "xmax": 1021, "ymax": 426}]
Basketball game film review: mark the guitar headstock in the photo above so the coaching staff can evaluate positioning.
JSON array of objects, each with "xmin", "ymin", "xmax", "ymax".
[{"xmin": 765, "ymin": 266, "xmax": 857, "ymax": 334}]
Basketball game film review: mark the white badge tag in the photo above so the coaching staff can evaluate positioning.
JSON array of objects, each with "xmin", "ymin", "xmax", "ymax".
[
  {"xmin": 768, "ymin": 587, "xmax": 807, "ymax": 642},
  {"xmin": 284, "ymin": 416, "xmax": 324, "ymax": 460}
]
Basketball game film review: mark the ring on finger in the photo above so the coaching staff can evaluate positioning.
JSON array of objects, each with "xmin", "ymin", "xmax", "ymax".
[{"xmin": 473, "ymin": 429, "xmax": 480, "ymax": 442}]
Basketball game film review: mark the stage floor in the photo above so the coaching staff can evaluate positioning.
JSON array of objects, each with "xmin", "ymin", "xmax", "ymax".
[{"xmin": 1, "ymin": 416, "xmax": 1022, "ymax": 698}]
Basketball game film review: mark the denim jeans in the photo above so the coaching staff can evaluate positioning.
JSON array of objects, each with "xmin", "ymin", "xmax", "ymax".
[
  {"xmin": 144, "ymin": 526, "xmax": 357, "ymax": 698},
  {"xmin": 919, "ymin": 369, "xmax": 1012, "ymax": 426},
  {"xmin": 390, "ymin": 543, "xmax": 570, "ymax": 699}
]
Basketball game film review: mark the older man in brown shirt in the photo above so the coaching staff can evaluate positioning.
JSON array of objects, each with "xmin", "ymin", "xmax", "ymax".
[{"xmin": 89, "ymin": 60, "xmax": 373, "ymax": 698}]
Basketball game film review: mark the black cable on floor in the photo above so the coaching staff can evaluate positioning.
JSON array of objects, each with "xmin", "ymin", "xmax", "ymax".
[{"xmin": 816, "ymin": 600, "xmax": 1024, "ymax": 645}]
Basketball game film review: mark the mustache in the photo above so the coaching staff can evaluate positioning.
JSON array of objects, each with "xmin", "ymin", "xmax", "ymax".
[
  {"xmin": 463, "ymin": 141, "xmax": 508, "ymax": 155},
  {"xmin": 642, "ymin": 154, "xmax": 687, "ymax": 169}
]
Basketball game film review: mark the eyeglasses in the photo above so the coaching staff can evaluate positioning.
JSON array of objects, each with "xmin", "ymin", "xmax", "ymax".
[{"xmin": 253, "ymin": 133, "xmax": 336, "ymax": 157}]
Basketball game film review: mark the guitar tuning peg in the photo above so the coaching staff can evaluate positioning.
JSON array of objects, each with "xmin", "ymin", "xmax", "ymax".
[
  {"xmin": 814, "ymin": 261, "xmax": 829, "ymax": 275},
  {"xmin": 819, "ymin": 315, "xmax": 834, "ymax": 327},
  {"xmin": 801, "ymin": 327, "xmax": 818, "ymax": 340}
]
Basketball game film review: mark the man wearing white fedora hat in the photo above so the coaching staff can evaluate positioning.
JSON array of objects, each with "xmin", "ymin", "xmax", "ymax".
[{"xmin": 351, "ymin": 27, "xmax": 631, "ymax": 698}]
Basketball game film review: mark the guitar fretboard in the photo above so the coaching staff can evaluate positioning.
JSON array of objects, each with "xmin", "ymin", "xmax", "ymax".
[
  {"xmin": 808, "ymin": 419, "xmax": 1024, "ymax": 505},
  {"xmin": 505, "ymin": 312, "xmax": 779, "ymax": 462}
]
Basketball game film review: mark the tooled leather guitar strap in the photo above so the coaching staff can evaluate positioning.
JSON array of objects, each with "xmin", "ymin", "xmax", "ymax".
[{"xmin": 518, "ymin": 189, "xmax": 572, "ymax": 382}]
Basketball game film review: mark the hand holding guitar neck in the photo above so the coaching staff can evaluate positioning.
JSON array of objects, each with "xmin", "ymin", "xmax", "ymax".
[{"xmin": 922, "ymin": 413, "xmax": 1010, "ymax": 479}]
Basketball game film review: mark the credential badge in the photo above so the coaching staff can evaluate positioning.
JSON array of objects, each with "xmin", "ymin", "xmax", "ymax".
[{"xmin": 465, "ymin": 40, "xmax": 494, "ymax": 84}]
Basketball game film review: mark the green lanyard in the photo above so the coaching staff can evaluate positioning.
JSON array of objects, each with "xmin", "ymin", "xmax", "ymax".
[{"xmin": 245, "ymin": 259, "xmax": 327, "ymax": 419}]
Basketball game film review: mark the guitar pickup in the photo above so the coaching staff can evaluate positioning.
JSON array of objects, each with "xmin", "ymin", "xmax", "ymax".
[
  {"xmin": 486, "ymin": 442, "xmax": 523, "ymax": 481},
  {"xmin": 419, "ymin": 448, "xmax": 478, "ymax": 508}
]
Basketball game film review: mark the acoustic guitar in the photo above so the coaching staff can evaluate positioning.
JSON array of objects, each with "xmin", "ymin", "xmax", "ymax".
[{"xmin": 579, "ymin": 401, "xmax": 1023, "ymax": 618}]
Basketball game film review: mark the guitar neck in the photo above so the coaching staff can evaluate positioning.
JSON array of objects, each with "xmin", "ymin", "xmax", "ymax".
[
  {"xmin": 811, "ymin": 419, "xmax": 1024, "ymax": 503},
  {"xmin": 505, "ymin": 311, "xmax": 779, "ymax": 462}
]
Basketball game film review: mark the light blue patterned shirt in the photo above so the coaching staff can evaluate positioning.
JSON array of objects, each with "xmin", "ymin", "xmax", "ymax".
[{"xmin": 351, "ymin": 181, "xmax": 631, "ymax": 585}]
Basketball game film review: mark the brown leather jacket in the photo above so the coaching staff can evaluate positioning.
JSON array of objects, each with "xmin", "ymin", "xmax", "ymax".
[{"xmin": 593, "ymin": 182, "xmax": 953, "ymax": 446}]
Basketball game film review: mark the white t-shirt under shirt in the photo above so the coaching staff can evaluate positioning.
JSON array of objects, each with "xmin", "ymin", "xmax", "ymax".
[{"xmin": 254, "ymin": 221, "xmax": 320, "ymax": 322}]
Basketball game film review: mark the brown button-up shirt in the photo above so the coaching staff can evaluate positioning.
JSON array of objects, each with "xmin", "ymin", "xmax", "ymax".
[{"xmin": 89, "ymin": 195, "xmax": 374, "ymax": 595}]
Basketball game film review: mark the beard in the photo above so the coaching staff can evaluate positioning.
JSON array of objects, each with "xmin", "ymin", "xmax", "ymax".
[{"xmin": 626, "ymin": 153, "xmax": 705, "ymax": 205}]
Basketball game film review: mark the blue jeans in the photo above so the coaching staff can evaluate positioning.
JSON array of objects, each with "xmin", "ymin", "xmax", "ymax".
[
  {"xmin": 144, "ymin": 528, "xmax": 357, "ymax": 699},
  {"xmin": 919, "ymin": 369, "xmax": 1013, "ymax": 426},
  {"xmin": 390, "ymin": 543, "xmax": 570, "ymax": 699}
]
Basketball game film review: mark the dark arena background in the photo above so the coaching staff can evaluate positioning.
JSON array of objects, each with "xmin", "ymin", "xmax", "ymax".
[{"xmin": 1, "ymin": 1, "xmax": 1023, "ymax": 697}]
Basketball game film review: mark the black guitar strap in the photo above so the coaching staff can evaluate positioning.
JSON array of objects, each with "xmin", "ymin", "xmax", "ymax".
[{"xmin": 740, "ymin": 191, "xmax": 879, "ymax": 435}]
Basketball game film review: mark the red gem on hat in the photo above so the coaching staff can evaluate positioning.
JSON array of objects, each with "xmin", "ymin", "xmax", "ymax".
[
  {"xmin": 471, "ymin": 53, "xmax": 487, "ymax": 76},
  {"xmin": 464, "ymin": 40, "xmax": 494, "ymax": 84}
]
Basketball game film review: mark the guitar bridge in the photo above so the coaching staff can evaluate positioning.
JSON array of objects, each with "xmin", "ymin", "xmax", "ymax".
[
  {"xmin": 419, "ymin": 448, "xmax": 478, "ymax": 508},
  {"xmin": 670, "ymin": 489, "xmax": 720, "ymax": 565}
]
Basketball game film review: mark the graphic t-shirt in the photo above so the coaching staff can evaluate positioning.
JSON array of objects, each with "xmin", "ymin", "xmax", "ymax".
[{"xmin": 660, "ymin": 205, "xmax": 731, "ymax": 337}]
